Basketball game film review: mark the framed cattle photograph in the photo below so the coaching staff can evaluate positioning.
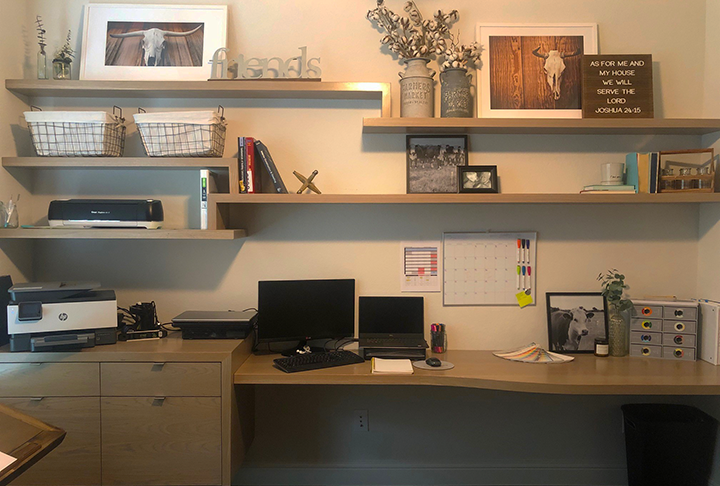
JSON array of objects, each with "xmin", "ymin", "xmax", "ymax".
[
  {"xmin": 80, "ymin": 4, "xmax": 227, "ymax": 81},
  {"xmin": 546, "ymin": 292, "xmax": 608, "ymax": 354},
  {"xmin": 407, "ymin": 135, "xmax": 468, "ymax": 194},
  {"xmin": 476, "ymin": 23, "xmax": 598, "ymax": 118}
]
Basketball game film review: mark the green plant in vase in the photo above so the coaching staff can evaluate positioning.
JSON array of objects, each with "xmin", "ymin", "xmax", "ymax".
[
  {"xmin": 53, "ymin": 30, "xmax": 74, "ymax": 80},
  {"xmin": 598, "ymin": 269, "xmax": 633, "ymax": 357}
]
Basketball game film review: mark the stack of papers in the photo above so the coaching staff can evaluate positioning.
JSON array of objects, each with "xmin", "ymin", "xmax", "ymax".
[
  {"xmin": 493, "ymin": 343, "xmax": 574, "ymax": 364},
  {"xmin": 371, "ymin": 358, "xmax": 414, "ymax": 374},
  {"xmin": 0, "ymin": 450, "xmax": 16, "ymax": 471}
]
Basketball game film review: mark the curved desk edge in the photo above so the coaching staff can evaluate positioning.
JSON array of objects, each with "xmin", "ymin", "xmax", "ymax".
[{"xmin": 233, "ymin": 351, "xmax": 720, "ymax": 396}]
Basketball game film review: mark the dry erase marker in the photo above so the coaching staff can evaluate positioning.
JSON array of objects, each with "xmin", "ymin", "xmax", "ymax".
[
  {"xmin": 525, "ymin": 239, "xmax": 530, "ymax": 264},
  {"xmin": 527, "ymin": 266, "xmax": 532, "ymax": 291},
  {"xmin": 516, "ymin": 265, "xmax": 521, "ymax": 290},
  {"xmin": 516, "ymin": 239, "xmax": 522, "ymax": 263},
  {"xmin": 521, "ymin": 266, "xmax": 527, "ymax": 290}
]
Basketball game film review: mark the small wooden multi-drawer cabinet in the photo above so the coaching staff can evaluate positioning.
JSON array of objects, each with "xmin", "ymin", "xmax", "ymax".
[{"xmin": 630, "ymin": 299, "xmax": 698, "ymax": 360}]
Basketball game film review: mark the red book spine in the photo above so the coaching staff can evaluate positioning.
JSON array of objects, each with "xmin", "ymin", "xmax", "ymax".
[{"xmin": 245, "ymin": 137, "xmax": 256, "ymax": 193}]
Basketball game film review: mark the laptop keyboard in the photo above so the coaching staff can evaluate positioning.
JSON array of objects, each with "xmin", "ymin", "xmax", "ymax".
[{"xmin": 364, "ymin": 338, "xmax": 419, "ymax": 345}]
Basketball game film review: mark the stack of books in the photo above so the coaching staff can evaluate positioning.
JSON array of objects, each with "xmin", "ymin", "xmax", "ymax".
[{"xmin": 581, "ymin": 152, "xmax": 660, "ymax": 195}]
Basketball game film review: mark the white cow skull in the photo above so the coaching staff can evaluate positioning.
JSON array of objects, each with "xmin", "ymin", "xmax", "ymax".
[
  {"xmin": 109, "ymin": 25, "xmax": 202, "ymax": 66},
  {"xmin": 532, "ymin": 47, "xmax": 581, "ymax": 100}
]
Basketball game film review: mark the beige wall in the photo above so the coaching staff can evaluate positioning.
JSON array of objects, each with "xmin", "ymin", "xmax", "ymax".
[{"xmin": 4, "ymin": 1, "xmax": 719, "ymax": 484}]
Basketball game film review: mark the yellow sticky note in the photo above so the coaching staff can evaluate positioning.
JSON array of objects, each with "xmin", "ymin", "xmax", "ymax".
[{"xmin": 516, "ymin": 290, "xmax": 533, "ymax": 308}]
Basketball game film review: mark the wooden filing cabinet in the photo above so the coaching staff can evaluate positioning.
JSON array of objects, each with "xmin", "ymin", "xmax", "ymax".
[
  {"xmin": 0, "ymin": 337, "xmax": 254, "ymax": 486},
  {"xmin": 0, "ymin": 362, "xmax": 102, "ymax": 486}
]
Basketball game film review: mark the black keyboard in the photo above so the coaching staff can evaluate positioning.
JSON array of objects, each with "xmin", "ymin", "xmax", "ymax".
[{"xmin": 273, "ymin": 350, "xmax": 365, "ymax": 373}]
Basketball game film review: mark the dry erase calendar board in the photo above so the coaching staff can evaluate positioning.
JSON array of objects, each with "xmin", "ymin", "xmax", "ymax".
[{"xmin": 443, "ymin": 232, "xmax": 537, "ymax": 306}]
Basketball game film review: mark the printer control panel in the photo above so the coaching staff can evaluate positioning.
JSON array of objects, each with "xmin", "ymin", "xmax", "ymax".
[{"xmin": 18, "ymin": 302, "xmax": 43, "ymax": 321}]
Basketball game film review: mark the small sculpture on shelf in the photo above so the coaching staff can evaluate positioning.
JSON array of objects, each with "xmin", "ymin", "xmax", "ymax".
[
  {"xmin": 53, "ymin": 30, "xmax": 74, "ymax": 80},
  {"xmin": 293, "ymin": 170, "xmax": 321, "ymax": 194}
]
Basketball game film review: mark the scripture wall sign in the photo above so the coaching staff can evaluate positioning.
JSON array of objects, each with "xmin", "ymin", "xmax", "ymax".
[{"xmin": 582, "ymin": 55, "xmax": 653, "ymax": 118}]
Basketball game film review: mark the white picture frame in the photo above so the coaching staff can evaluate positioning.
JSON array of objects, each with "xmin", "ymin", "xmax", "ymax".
[
  {"xmin": 80, "ymin": 4, "xmax": 227, "ymax": 81},
  {"xmin": 475, "ymin": 23, "xmax": 598, "ymax": 119}
]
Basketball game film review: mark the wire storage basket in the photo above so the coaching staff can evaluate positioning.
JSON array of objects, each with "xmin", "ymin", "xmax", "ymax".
[
  {"xmin": 134, "ymin": 107, "xmax": 227, "ymax": 157},
  {"xmin": 24, "ymin": 106, "xmax": 126, "ymax": 157}
]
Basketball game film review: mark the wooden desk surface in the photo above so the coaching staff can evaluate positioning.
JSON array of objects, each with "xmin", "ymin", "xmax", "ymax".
[
  {"xmin": 234, "ymin": 351, "xmax": 720, "ymax": 395},
  {"xmin": 0, "ymin": 334, "xmax": 245, "ymax": 362}
]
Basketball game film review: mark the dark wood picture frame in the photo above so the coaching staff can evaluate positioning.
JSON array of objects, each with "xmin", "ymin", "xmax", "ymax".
[
  {"xmin": 458, "ymin": 165, "xmax": 498, "ymax": 193},
  {"xmin": 406, "ymin": 135, "xmax": 468, "ymax": 194},
  {"xmin": 546, "ymin": 292, "xmax": 609, "ymax": 354}
]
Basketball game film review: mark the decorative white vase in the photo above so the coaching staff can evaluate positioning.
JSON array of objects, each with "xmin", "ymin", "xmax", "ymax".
[{"xmin": 399, "ymin": 57, "xmax": 435, "ymax": 118}]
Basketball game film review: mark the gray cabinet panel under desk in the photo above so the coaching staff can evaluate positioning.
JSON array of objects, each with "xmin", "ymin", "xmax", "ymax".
[{"xmin": 0, "ymin": 363, "xmax": 100, "ymax": 397}]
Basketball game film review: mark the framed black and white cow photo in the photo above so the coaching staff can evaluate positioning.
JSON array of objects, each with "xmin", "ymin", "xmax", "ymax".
[{"xmin": 546, "ymin": 292, "xmax": 608, "ymax": 353}]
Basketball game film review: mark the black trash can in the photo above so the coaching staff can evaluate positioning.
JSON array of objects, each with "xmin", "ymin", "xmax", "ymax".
[{"xmin": 622, "ymin": 404, "xmax": 718, "ymax": 486}]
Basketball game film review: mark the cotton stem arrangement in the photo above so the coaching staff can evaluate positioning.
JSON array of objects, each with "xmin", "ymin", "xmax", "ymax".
[
  {"xmin": 438, "ymin": 30, "xmax": 482, "ymax": 73},
  {"xmin": 366, "ymin": 1, "xmax": 457, "ymax": 61}
]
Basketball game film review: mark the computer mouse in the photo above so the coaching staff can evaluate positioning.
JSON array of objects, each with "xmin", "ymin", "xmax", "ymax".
[{"xmin": 426, "ymin": 357, "xmax": 442, "ymax": 367}]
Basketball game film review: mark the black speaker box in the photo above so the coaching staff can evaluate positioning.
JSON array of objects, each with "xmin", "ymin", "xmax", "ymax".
[{"xmin": 0, "ymin": 275, "xmax": 13, "ymax": 347}]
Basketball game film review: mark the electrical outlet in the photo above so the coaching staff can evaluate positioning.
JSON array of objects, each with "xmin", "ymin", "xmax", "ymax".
[{"xmin": 354, "ymin": 409, "xmax": 369, "ymax": 432}]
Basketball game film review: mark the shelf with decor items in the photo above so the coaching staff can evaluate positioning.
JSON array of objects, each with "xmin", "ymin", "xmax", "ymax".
[
  {"xmin": 362, "ymin": 117, "xmax": 720, "ymax": 135},
  {"xmin": 209, "ymin": 193, "xmax": 720, "ymax": 206},
  {"xmin": 5, "ymin": 79, "xmax": 392, "ymax": 117}
]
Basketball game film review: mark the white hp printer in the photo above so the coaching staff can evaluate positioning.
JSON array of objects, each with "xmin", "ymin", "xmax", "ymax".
[{"xmin": 8, "ymin": 282, "xmax": 117, "ymax": 352}]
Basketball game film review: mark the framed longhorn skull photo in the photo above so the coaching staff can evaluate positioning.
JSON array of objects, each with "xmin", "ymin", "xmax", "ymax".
[
  {"xmin": 80, "ymin": 4, "xmax": 227, "ymax": 80},
  {"xmin": 476, "ymin": 24, "xmax": 598, "ymax": 118},
  {"xmin": 546, "ymin": 292, "xmax": 609, "ymax": 354}
]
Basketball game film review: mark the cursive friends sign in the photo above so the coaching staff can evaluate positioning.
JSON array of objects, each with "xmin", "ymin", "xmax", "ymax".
[{"xmin": 209, "ymin": 46, "xmax": 322, "ymax": 79}]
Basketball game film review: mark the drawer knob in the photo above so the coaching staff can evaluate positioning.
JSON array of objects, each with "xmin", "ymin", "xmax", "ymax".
[
  {"xmin": 152, "ymin": 363, "xmax": 166, "ymax": 370},
  {"xmin": 641, "ymin": 334, "xmax": 652, "ymax": 342},
  {"xmin": 675, "ymin": 323, "xmax": 686, "ymax": 332},
  {"xmin": 29, "ymin": 397, "xmax": 44, "ymax": 402},
  {"xmin": 642, "ymin": 347, "xmax": 651, "ymax": 356},
  {"xmin": 642, "ymin": 321, "xmax": 652, "ymax": 329},
  {"xmin": 152, "ymin": 397, "xmax": 166, "ymax": 406},
  {"xmin": 674, "ymin": 335, "xmax": 684, "ymax": 345},
  {"xmin": 642, "ymin": 307, "xmax": 652, "ymax": 316},
  {"xmin": 674, "ymin": 309, "xmax": 684, "ymax": 317},
  {"xmin": 674, "ymin": 348, "xmax": 684, "ymax": 358}
]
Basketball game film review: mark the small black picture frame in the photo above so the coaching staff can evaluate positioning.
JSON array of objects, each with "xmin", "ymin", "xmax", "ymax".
[
  {"xmin": 458, "ymin": 165, "xmax": 498, "ymax": 194},
  {"xmin": 406, "ymin": 135, "xmax": 468, "ymax": 194},
  {"xmin": 546, "ymin": 292, "xmax": 609, "ymax": 354}
]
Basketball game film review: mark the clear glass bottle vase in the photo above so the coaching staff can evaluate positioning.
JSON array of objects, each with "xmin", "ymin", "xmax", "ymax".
[
  {"xmin": 608, "ymin": 306, "xmax": 629, "ymax": 357},
  {"xmin": 37, "ymin": 49, "xmax": 48, "ymax": 80}
]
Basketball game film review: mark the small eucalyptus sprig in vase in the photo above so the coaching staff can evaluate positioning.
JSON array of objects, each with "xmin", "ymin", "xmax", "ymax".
[
  {"xmin": 35, "ymin": 16, "xmax": 48, "ymax": 79},
  {"xmin": 598, "ymin": 269, "xmax": 632, "ymax": 357},
  {"xmin": 53, "ymin": 30, "xmax": 74, "ymax": 80}
]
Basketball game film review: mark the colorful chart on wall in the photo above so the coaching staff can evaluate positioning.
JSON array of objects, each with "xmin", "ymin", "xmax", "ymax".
[
  {"xmin": 443, "ymin": 232, "xmax": 537, "ymax": 306},
  {"xmin": 401, "ymin": 241, "xmax": 441, "ymax": 292}
]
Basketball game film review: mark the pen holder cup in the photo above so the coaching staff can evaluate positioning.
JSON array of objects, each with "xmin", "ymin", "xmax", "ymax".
[{"xmin": 431, "ymin": 330, "xmax": 447, "ymax": 354}]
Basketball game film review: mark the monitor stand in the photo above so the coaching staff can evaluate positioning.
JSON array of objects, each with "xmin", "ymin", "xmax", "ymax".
[{"xmin": 281, "ymin": 340, "xmax": 326, "ymax": 357}]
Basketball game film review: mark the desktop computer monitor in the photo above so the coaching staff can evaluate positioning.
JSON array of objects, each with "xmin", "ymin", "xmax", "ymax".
[{"xmin": 257, "ymin": 279, "xmax": 355, "ymax": 347}]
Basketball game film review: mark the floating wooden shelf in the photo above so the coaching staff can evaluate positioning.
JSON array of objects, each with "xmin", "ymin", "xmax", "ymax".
[
  {"xmin": 211, "ymin": 193, "xmax": 720, "ymax": 205},
  {"xmin": 6, "ymin": 79, "xmax": 392, "ymax": 117},
  {"xmin": 2, "ymin": 157, "xmax": 236, "ymax": 170},
  {"xmin": 0, "ymin": 229, "xmax": 247, "ymax": 240},
  {"xmin": 362, "ymin": 117, "xmax": 720, "ymax": 135}
]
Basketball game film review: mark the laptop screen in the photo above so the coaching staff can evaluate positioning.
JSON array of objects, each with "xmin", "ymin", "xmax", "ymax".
[{"xmin": 359, "ymin": 296, "xmax": 424, "ymax": 335}]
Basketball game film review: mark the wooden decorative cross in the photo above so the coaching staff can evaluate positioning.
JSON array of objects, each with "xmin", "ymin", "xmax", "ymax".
[{"xmin": 293, "ymin": 170, "xmax": 321, "ymax": 194}]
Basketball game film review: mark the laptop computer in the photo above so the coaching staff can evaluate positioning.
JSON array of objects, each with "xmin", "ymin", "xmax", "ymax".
[{"xmin": 358, "ymin": 296, "xmax": 428, "ymax": 348}]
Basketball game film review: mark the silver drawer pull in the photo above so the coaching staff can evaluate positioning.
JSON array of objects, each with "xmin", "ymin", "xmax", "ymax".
[
  {"xmin": 152, "ymin": 362, "xmax": 166, "ymax": 370},
  {"xmin": 152, "ymin": 397, "xmax": 166, "ymax": 406},
  {"xmin": 30, "ymin": 397, "xmax": 44, "ymax": 402}
]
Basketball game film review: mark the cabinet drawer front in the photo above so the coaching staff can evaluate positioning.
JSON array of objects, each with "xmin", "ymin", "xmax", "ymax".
[
  {"xmin": 101, "ymin": 362, "xmax": 221, "ymax": 397},
  {"xmin": 0, "ymin": 363, "xmax": 99, "ymax": 397},
  {"xmin": 633, "ymin": 305, "xmax": 663, "ymax": 318},
  {"xmin": 0, "ymin": 397, "xmax": 101, "ymax": 486},
  {"xmin": 630, "ymin": 331, "xmax": 662, "ymax": 345},
  {"xmin": 101, "ymin": 397, "xmax": 221, "ymax": 486},
  {"xmin": 662, "ymin": 346, "xmax": 696, "ymax": 361},
  {"xmin": 662, "ymin": 320, "xmax": 697, "ymax": 334},
  {"xmin": 662, "ymin": 333, "xmax": 697, "ymax": 347},
  {"xmin": 630, "ymin": 344, "xmax": 662, "ymax": 358},
  {"xmin": 630, "ymin": 318, "xmax": 662, "ymax": 331},
  {"xmin": 663, "ymin": 306, "xmax": 698, "ymax": 321}
]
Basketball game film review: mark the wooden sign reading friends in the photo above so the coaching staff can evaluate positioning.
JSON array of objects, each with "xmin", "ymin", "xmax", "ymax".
[{"xmin": 582, "ymin": 55, "xmax": 654, "ymax": 118}]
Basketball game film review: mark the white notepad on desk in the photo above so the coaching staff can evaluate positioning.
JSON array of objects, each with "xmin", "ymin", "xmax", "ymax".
[
  {"xmin": 0, "ymin": 450, "xmax": 16, "ymax": 471},
  {"xmin": 371, "ymin": 358, "xmax": 414, "ymax": 374}
]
